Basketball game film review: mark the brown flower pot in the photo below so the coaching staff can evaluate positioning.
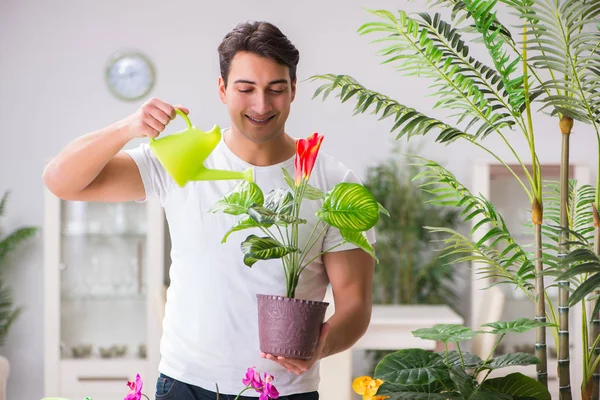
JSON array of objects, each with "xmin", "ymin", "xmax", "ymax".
[{"xmin": 256, "ymin": 294, "xmax": 329, "ymax": 360}]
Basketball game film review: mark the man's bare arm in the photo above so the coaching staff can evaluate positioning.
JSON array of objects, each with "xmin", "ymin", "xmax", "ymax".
[
  {"xmin": 320, "ymin": 247, "xmax": 374, "ymax": 358},
  {"xmin": 42, "ymin": 98, "xmax": 188, "ymax": 202}
]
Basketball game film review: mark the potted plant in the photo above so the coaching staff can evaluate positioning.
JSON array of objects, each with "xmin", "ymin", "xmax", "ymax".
[
  {"xmin": 0, "ymin": 191, "xmax": 38, "ymax": 398},
  {"xmin": 310, "ymin": 0, "xmax": 599, "ymax": 396},
  {"xmin": 209, "ymin": 133, "xmax": 388, "ymax": 359},
  {"xmin": 352, "ymin": 318, "xmax": 554, "ymax": 399}
]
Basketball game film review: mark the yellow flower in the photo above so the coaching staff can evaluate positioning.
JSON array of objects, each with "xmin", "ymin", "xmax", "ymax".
[{"xmin": 352, "ymin": 376, "xmax": 390, "ymax": 400}]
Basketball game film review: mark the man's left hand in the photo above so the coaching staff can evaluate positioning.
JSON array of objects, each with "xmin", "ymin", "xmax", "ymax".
[{"xmin": 261, "ymin": 322, "xmax": 330, "ymax": 375}]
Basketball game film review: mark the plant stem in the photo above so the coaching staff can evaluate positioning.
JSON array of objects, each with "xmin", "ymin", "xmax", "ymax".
[
  {"xmin": 456, "ymin": 342, "xmax": 465, "ymax": 370},
  {"xmin": 233, "ymin": 385, "xmax": 253, "ymax": 400},
  {"xmin": 558, "ymin": 116, "xmax": 573, "ymax": 399},
  {"xmin": 298, "ymin": 242, "xmax": 346, "ymax": 276},
  {"xmin": 534, "ymin": 212, "xmax": 548, "ymax": 387},
  {"xmin": 592, "ymin": 223, "xmax": 600, "ymax": 400},
  {"xmin": 445, "ymin": 343, "xmax": 449, "ymax": 364},
  {"xmin": 477, "ymin": 333, "xmax": 505, "ymax": 376}
]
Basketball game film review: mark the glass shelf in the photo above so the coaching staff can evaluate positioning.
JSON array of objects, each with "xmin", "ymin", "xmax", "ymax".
[{"xmin": 59, "ymin": 199, "xmax": 149, "ymax": 361}]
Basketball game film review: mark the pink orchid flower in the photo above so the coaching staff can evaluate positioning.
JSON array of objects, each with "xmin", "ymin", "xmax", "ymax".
[
  {"xmin": 260, "ymin": 372, "xmax": 279, "ymax": 400},
  {"xmin": 124, "ymin": 374, "xmax": 147, "ymax": 400},
  {"xmin": 242, "ymin": 366, "xmax": 263, "ymax": 390}
]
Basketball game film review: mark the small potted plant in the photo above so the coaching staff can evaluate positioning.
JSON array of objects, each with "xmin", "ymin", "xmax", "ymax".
[{"xmin": 210, "ymin": 133, "xmax": 388, "ymax": 359}]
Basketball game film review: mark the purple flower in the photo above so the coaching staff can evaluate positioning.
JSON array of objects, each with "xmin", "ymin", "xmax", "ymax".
[
  {"xmin": 242, "ymin": 367, "xmax": 263, "ymax": 390},
  {"xmin": 259, "ymin": 372, "xmax": 279, "ymax": 400},
  {"xmin": 124, "ymin": 374, "xmax": 143, "ymax": 400}
]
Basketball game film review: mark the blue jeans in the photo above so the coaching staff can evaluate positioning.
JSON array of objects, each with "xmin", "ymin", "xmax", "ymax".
[{"xmin": 155, "ymin": 373, "xmax": 320, "ymax": 400}]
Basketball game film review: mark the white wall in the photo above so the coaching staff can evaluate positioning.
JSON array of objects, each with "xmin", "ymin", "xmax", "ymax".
[{"xmin": 1, "ymin": 1, "xmax": 598, "ymax": 399}]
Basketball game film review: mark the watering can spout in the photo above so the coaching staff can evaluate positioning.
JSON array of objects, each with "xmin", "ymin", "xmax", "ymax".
[
  {"xmin": 148, "ymin": 109, "xmax": 254, "ymax": 187},
  {"xmin": 194, "ymin": 166, "xmax": 254, "ymax": 183}
]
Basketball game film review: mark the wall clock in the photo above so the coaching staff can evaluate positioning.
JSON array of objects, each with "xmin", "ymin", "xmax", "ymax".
[{"xmin": 105, "ymin": 51, "xmax": 155, "ymax": 101}]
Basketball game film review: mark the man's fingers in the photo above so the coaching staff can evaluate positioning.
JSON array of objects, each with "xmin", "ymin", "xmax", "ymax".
[
  {"xmin": 151, "ymin": 98, "xmax": 176, "ymax": 119},
  {"xmin": 149, "ymin": 106, "xmax": 172, "ymax": 126},
  {"xmin": 174, "ymin": 105, "xmax": 190, "ymax": 116}
]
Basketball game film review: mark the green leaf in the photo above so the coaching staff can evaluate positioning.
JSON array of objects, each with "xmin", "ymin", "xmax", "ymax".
[
  {"xmin": 281, "ymin": 167, "xmax": 324, "ymax": 200},
  {"xmin": 374, "ymin": 349, "xmax": 449, "ymax": 386},
  {"xmin": 263, "ymin": 188, "xmax": 294, "ymax": 215},
  {"xmin": 317, "ymin": 183, "xmax": 380, "ymax": 231},
  {"xmin": 339, "ymin": 230, "xmax": 377, "ymax": 261},
  {"xmin": 248, "ymin": 205, "xmax": 306, "ymax": 226},
  {"xmin": 0, "ymin": 227, "xmax": 38, "ymax": 263},
  {"xmin": 208, "ymin": 181, "xmax": 264, "ymax": 215},
  {"xmin": 433, "ymin": 351, "xmax": 483, "ymax": 369},
  {"xmin": 220, "ymin": 217, "xmax": 268, "ymax": 243},
  {"xmin": 482, "ymin": 318, "xmax": 557, "ymax": 335},
  {"xmin": 482, "ymin": 373, "xmax": 551, "ymax": 400},
  {"xmin": 303, "ymin": 184, "xmax": 325, "ymax": 200},
  {"xmin": 240, "ymin": 235, "xmax": 297, "ymax": 267},
  {"xmin": 378, "ymin": 201, "xmax": 391, "ymax": 217},
  {"xmin": 483, "ymin": 352, "xmax": 539, "ymax": 370},
  {"xmin": 449, "ymin": 367, "xmax": 512, "ymax": 400},
  {"xmin": 412, "ymin": 324, "xmax": 480, "ymax": 343}
]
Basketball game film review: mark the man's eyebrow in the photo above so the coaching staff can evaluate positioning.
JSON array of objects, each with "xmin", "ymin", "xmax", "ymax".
[{"xmin": 233, "ymin": 79, "xmax": 289, "ymax": 85}]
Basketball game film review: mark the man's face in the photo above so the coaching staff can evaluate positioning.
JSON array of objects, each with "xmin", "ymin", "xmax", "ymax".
[{"xmin": 218, "ymin": 51, "xmax": 296, "ymax": 144}]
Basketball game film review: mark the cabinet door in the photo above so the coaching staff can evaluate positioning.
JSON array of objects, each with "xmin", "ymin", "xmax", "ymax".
[{"xmin": 59, "ymin": 200, "xmax": 149, "ymax": 362}]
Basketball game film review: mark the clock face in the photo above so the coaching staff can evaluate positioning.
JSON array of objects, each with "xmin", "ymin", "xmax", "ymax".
[{"xmin": 106, "ymin": 52, "xmax": 155, "ymax": 101}]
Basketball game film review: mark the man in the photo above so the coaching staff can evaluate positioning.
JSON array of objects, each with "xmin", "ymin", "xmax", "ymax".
[{"xmin": 43, "ymin": 21, "xmax": 375, "ymax": 400}]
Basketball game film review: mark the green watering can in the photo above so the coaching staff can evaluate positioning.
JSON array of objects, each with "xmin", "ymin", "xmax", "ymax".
[{"xmin": 149, "ymin": 109, "xmax": 254, "ymax": 187}]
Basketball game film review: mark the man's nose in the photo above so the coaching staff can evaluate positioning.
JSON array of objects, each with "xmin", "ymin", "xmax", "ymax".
[{"xmin": 252, "ymin": 93, "xmax": 273, "ymax": 115}]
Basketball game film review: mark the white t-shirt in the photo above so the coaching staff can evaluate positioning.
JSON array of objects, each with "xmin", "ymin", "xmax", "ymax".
[{"xmin": 125, "ymin": 131, "xmax": 376, "ymax": 396}]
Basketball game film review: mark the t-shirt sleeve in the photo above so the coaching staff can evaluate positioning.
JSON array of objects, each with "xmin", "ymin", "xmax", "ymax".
[
  {"xmin": 124, "ymin": 143, "xmax": 175, "ymax": 204},
  {"xmin": 321, "ymin": 169, "xmax": 377, "ymax": 253}
]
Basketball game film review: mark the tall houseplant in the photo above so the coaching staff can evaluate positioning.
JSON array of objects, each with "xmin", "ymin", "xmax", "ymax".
[
  {"xmin": 210, "ymin": 133, "xmax": 388, "ymax": 359},
  {"xmin": 0, "ymin": 191, "xmax": 37, "ymax": 400},
  {"xmin": 310, "ymin": 0, "xmax": 599, "ymax": 398},
  {"xmin": 0, "ymin": 191, "xmax": 37, "ymax": 345}
]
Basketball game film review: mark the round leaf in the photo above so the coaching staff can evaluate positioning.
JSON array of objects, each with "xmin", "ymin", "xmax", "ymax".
[
  {"xmin": 482, "ymin": 373, "xmax": 551, "ymax": 400},
  {"xmin": 413, "ymin": 324, "xmax": 480, "ymax": 343},
  {"xmin": 317, "ymin": 182, "xmax": 379, "ymax": 231},
  {"xmin": 374, "ymin": 349, "xmax": 449, "ymax": 386},
  {"xmin": 481, "ymin": 318, "xmax": 557, "ymax": 335}
]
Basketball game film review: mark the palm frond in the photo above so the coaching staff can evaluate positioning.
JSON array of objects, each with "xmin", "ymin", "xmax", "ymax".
[
  {"xmin": 522, "ymin": 0, "xmax": 600, "ymax": 126},
  {"xmin": 542, "ymin": 180, "xmax": 595, "ymax": 243},
  {"xmin": 412, "ymin": 157, "xmax": 535, "ymax": 294},
  {"xmin": 0, "ymin": 227, "xmax": 38, "ymax": 265},
  {"xmin": 557, "ymin": 247, "xmax": 600, "ymax": 306},
  {"xmin": 462, "ymin": 0, "xmax": 528, "ymax": 112},
  {"xmin": 425, "ymin": 0, "xmax": 516, "ymax": 43},
  {"xmin": 0, "ymin": 280, "xmax": 21, "ymax": 346},
  {"xmin": 312, "ymin": 9, "xmax": 522, "ymax": 141},
  {"xmin": 310, "ymin": 74, "xmax": 472, "ymax": 143},
  {"xmin": 418, "ymin": 13, "xmax": 523, "ymax": 128}
]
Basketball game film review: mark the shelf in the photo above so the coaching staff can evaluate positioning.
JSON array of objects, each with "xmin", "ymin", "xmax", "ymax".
[
  {"xmin": 61, "ymin": 232, "xmax": 147, "ymax": 239},
  {"xmin": 60, "ymin": 293, "xmax": 146, "ymax": 302}
]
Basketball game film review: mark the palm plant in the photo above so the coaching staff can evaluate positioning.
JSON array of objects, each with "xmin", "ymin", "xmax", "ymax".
[
  {"xmin": 310, "ymin": 0, "xmax": 599, "ymax": 398},
  {"xmin": 0, "ymin": 191, "xmax": 37, "ymax": 346}
]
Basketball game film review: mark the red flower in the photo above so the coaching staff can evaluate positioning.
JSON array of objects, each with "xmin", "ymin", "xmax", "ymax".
[{"xmin": 295, "ymin": 133, "xmax": 324, "ymax": 186}]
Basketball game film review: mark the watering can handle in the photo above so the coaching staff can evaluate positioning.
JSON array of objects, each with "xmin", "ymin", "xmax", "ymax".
[{"xmin": 149, "ymin": 108, "xmax": 193, "ymax": 142}]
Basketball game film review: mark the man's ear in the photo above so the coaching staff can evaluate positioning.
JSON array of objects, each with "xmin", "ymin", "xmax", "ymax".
[
  {"xmin": 291, "ymin": 77, "xmax": 297, "ymax": 102},
  {"xmin": 218, "ymin": 76, "xmax": 227, "ymax": 104}
]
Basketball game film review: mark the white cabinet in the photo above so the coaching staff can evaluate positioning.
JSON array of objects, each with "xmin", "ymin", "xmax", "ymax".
[{"xmin": 43, "ymin": 188, "xmax": 166, "ymax": 400}]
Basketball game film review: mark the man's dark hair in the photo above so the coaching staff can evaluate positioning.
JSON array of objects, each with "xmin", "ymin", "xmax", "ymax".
[{"xmin": 218, "ymin": 21, "xmax": 300, "ymax": 87}]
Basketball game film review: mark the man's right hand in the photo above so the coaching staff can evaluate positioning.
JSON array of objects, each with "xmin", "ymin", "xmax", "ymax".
[
  {"xmin": 43, "ymin": 97, "xmax": 190, "ymax": 202},
  {"xmin": 124, "ymin": 97, "xmax": 190, "ymax": 139}
]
